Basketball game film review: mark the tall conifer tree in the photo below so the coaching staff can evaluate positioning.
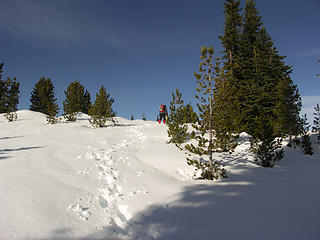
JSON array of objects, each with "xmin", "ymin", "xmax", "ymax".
[
  {"xmin": 186, "ymin": 46, "xmax": 228, "ymax": 180},
  {"xmin": 4, "ymin": 77, "xmax": 20, "ymax": 122},
  {"xmin": 219, "ymin": 0, "xmax": 242, "ymax": 69},
  {"xmin": 0, "ymin": 62, "xmax": 7, "ymax": 113},
  {"xmin": 30, "ymin": 77, "xmax": 59, "ymax": 115}
]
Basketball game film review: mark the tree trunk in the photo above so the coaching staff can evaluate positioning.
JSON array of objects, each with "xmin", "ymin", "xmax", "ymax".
[{"xmin": 208, "ymin": 72, "xmax": 213, "ymax": 171}]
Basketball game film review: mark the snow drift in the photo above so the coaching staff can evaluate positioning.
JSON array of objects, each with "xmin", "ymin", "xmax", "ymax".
[{"xmin": 0, "ymin": 110, "xmax": 319, "ymax": 240}]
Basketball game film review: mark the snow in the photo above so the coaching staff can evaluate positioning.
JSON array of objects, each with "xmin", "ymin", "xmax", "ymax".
[{"xmin": 0, "ymin": 110, "xmax": 320, "ymax": 240}]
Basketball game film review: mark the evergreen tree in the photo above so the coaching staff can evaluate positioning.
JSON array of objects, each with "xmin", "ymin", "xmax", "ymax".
[
  {"xmin": 131, "ymin": 115, "xmax": 134, "ymax": 120},
  {"xmin": 46, "ymin": 101, "xmax": 59, "ymax": 124},
  {"xmin": 4, "ymin": 77, "xmax": 20, "ymax": 122},
  {"xmin": 89, "ymin": 86, "xmax": 116, "ymax": 128},
  {"xmin": 63, "ymin": 80, "xmax": 91, "ymax": 121},
  {"xmin": 300, "ymin": 114, "xmax": 313, "ymax": 155},
  {"xmin": 142, "ymin": 113, "xmax": 146, "ymax": 121},
  {"xmin": 82, "ymin": 89, "xmax": 92, "ymax": 114},
  {"xmin": 167, "ymin": 89, "xmax": 188, "ymax": 145},
  {"xmin": 219, "ymin": 0, "xmax": 242, "ymax": 69},
  {"xmin": 30, "ymin": 77, "xmax": 59, "ymax": 115},
  {"xmin": 275, "ymin": 75, "xmax": 302, "ymax": 146},
  {"xmin": 0, "ymin": 62, "xmax": 3, "ymax": 80},
  {"xmin": 312, "ymin": 104, "xmax": 320, "ymax": 142},
  {"xmin": 182, "ymin": 103, "xmax": 198, "ymax": 124},
  {"xmin": 156, "ymin": 114, "xmax": 159, "ymax": 122},
  {"xmin": 0, "ymin": 63, "xmax": 20, "ymax": 120},
  {"xmin": 212, "ymin": 68, "xmax": 240, "ymax": 152},
  {"xmin": 185, "ymin": 46, "xmax": 228, "ymax": 180},
  {"xmin": 0, "ymin": 62, "xmax": 7, "ymax": 113},
  {"xmin": 250, "ymin": 114, "xmax": 284, "ymax": 167}
]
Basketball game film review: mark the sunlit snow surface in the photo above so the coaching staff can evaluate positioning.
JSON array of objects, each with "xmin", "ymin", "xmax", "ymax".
[{"xmin": 0, "ymin": 110, "xmax": 319, "ymax": 240}]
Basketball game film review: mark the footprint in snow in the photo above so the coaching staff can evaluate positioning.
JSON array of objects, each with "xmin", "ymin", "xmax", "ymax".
[
  {"xmin": 68, "ymin": 204, "xmax": 91, "ymax": 221},
  {"xmin": 137, "ymin": 171, "xmax": 144, "ymax": 177}
]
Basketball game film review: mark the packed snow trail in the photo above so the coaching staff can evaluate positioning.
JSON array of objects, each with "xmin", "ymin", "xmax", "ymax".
[{"xmin": 1, "ymin": 111, "xmax": 320, "ymax": 240}]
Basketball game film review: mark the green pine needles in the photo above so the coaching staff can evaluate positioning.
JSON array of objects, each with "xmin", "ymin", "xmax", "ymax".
[
  {"xmin": 167, "ymin": 89, "xmax": 189, "ymax": 145},
  {"xmin": 0, "ymin": 63, "xmax": 20, "ymax": 122},
  {"xmin": 300, "ymin": 114, "xmax": 313, "ymax": 155},
  {"xmin": 313, "ymin": 104, "xmax": 320, "ymax": 142},
  {"xmin": 63, "ymin": 80, "xmax": 91, "ymax": 121},
  {"xmin": 89, "ymin": 86, "xmax": 116, "ymax": 128},
  {"xmin": 185, "ymin": 46, "xmax": 239, "ymax": 180}
]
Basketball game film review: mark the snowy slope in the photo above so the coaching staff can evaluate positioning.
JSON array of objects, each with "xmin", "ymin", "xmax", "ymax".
[{"xmin": 0, "ymin": 110, "xmax": 319, "ymax": 240}]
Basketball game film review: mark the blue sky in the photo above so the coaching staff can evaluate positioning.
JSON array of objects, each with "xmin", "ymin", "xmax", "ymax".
[{"xmin": 0, "ymin": 0, "xmax": 319, "ymax": 121}]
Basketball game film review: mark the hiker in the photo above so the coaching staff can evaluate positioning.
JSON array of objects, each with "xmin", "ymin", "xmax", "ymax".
[{"xmin": 159, "ymin": 104, "xmax": 168, "ymax": 124}]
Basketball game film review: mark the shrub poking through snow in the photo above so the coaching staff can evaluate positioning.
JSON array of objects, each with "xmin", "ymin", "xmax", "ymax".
[{"xmin": 89, "ymin": 86, "xmax": 116, "ymax": 128}]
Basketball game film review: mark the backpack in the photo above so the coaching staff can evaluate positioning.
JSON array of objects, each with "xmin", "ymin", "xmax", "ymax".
[{"xmin": 159, "ymin": 105, "xmax": 165, "ymax": 113}]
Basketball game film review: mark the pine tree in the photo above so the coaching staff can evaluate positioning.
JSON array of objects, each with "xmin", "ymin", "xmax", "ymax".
[
  {"xmin": 275, "ymin": 75, "xmax": 302, "ymax": 146},
  {"xmin": 212, "ymin": 68, "xmax": 240, "ymax": 152},
  {"xmin": 63, "ymin": 80, "xmax": 91, "ymax": 121},
  {"xmin": 312, "ymin": 104, "xmax": 320, "ymax": 142},
  {"xmin": 46, "ymin": 102, "xmax": 60, "ymax": 124},
  {"xmin": 4, "ymin": 77, "xmax": 20, "ymax": 122},
  {"xmin": 142, "ymin": 113, "xmax": 146, "ymax": 121},
  {"xmin": 250, "ymin": 114, "xmax": 284, "ymax": 167},
  {"xmin": 30, "ymin": 77, "xmax": 59, "ymax": 115},
  {"xmin": 131, "ymin": 115, "xmax": 134, "ymax": 120},
  {"xmin": 0, "ymin": 62, "xmax": 7, "ymax": 113},
  {"xmin": 0, "ymin": 63, "xmax": 20, "ymax": 120},
  {"xmin": 167, "ymin": 89, "xmax": 188, "ymax": 145},
  {"xmin": 82, "ymin": 89, "xmax": 92, "ymax": 114},
  {"xmin": 300, "ymin": 114, "xmax": 313, "ymax": 155},
  {"xmin": 185, "ymin": 46, "xmax": 228, "ymax": 180},
  {"xmin": 182, "ymin": 103, "xmax": 198, "ymax": 124},
  {"xmin": 219, "ymin": 0, "xmax": 242, "ymax": 69},
  {"xmin": 89, "ymin": 86, "xmax": 116, "ymax": 128}
]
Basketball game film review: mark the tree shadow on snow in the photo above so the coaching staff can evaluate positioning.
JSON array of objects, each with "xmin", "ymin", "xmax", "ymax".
[
  {"xmin": 0, "ymin": 135, "xmax": 24, "ymax": 140},
  {"xmin": 0, "ymin": 146, "xmax": 45, "ymax": 161},
  {"xmin": 35, "ymin": 143, "xmax": 320, "ymax": 240}
]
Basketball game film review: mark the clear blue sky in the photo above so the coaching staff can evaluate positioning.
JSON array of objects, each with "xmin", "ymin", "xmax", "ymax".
[{"xmin": 1, "ymin": 0, "xmax": 319, "ymax": 120}]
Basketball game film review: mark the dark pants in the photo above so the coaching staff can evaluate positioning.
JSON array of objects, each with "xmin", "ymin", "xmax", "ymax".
[{"xmin": 159, "ymin": 113, "xmax": 166, "ymax": 122}]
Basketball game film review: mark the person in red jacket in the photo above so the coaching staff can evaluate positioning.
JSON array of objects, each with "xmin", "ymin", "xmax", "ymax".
[{"xmin": 159, "ymin": 104, "xmax": 168, "ymax": 124}]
